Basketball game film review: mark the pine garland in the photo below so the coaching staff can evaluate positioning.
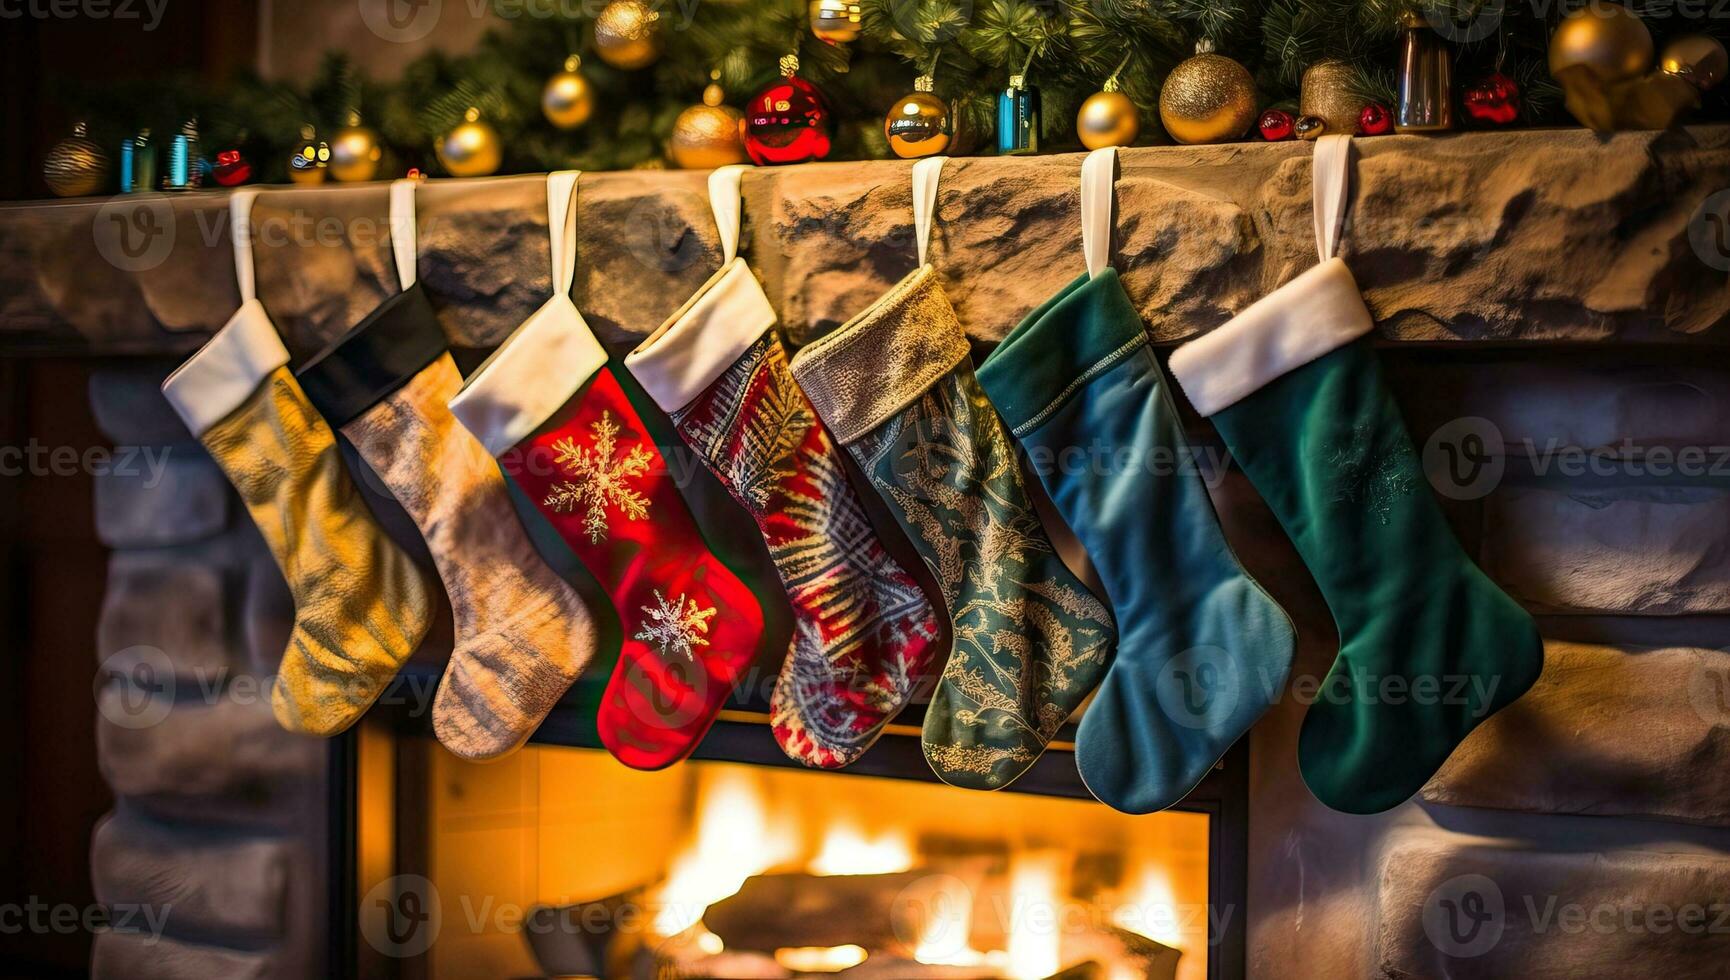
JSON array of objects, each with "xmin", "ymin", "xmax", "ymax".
[{"xmin": 52, "ymin": 0, "xmax": 1728, "ymax": 181}]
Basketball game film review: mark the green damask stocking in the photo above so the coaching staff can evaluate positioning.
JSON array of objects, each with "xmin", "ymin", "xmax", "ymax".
[{"xmin": 790, "ymin": 265, "xmax": 1117, "ymax": 791}]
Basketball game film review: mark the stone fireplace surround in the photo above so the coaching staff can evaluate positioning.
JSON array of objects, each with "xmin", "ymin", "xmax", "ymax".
[{"xmin": 4, "ymin": 126, "xmax": 1728, "ymax": 978}]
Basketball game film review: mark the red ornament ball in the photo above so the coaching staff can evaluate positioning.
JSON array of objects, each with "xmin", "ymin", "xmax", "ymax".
[
  {"xmin": 1464, "ymin": 72, "xmax": 1521, "ymax": 125},
  {"xmin": 1258, "ymin": 108, "xmax": 1295, "ymax": 141},
  {"xmin": 742, "ymin": 73, "xmax": 832, "ymax": 166},
  {"xmin": 1357, "ymin": 103, "xmax": 1393, "ymax": 136},
  {"xmin": 211, "ymin": 149, "xmax": 252, "ymax": 187}
]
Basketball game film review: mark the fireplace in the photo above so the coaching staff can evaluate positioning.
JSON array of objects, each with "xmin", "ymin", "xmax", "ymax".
[{"xmin": 341, "ymin": 667, "xmax": 1246, "ymax": 980}]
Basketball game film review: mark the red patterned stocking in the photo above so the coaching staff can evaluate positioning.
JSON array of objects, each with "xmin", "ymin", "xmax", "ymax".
[{"xmin": 625, "ymin": 255, "xmax": 940, "ymax": 768}]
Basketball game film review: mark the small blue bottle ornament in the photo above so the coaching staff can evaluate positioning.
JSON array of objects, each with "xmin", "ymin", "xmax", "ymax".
[{"xmin": 996, "ymin": 73, "xmax": 1040, "ymax": 155}]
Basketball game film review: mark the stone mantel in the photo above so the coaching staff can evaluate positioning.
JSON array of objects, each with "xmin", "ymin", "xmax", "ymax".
[{"xmin": 2, "ymin": 126, "xmax": 1728, "ymax": 358}]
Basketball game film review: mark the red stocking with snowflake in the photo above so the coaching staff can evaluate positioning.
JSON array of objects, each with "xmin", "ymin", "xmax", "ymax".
[{"xmin": 450, "ymin": 171, "xmax": 764, "ymax": 769}]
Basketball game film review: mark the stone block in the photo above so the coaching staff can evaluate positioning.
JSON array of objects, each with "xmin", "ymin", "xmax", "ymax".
[
  {"xmin": 1423, "ymin": 641, "xmax": 1730, "ymax": 825},
  {"xmin": 91, "ymin": 931, "xmax": 273, "ymax": 980},
  {"xmin": 98, "ymin": 554, "xmax": 231, "ymax": 677},
  {"xmin": 1481, "ymin": 486, "xmax": 1730, "ymax": 615},
  {"xmin": 91, "ymin": 811, "xmax": 291, "ymax": 940},
  {"xmin": 88, "ymin": 367, "xmax": 193, "ymax": 445},
  {"xmin": 96, "ymin": 684, "xmax": 324, "ymax": 820},
  {"xmin": 1374, "ymin": 830, "xmax": 1730, "ymax": 978},
  {"xmin": 93, "ymin": 451, "xmax": 228, "ymax": 549}
]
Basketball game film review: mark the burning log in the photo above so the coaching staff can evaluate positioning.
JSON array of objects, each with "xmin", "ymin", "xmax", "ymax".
[{"xmin": 702, "ymin": 870, "xmax": 956, "ymax": 956}]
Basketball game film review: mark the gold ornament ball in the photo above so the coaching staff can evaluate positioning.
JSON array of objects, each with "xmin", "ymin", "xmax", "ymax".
[
  {"xmin": 809, "ymin": 0, "xmax": 861, "ymax": 44},
  {"xmin": 1077, "ymin": 89, "xmax": 1139, "ymax": 149},
  {"xmin": 670, "ymin": 88, "xmax": 747, "ymax": 169},
  {"xmin": 1300, "ymin": 60, "xmax": 1366, "ymax": 134},
  {"xmin": 884, "ymin": 90, "xmax": 952, "ymax": 159},
  {"xmin": 593, "ymin": 0, "xmax": 664, "ymax": 70},
  {"xmin": 1660, "ymin": 34, "xmax": 1729, "ymax": 91},
  {"xmin": 543, "ymin": 58, "xmax": 595, "ymax": 129},
  {"xmin": 1159, "ymin": 53, "xmax": 1257, "ymax": 145},
  {"xmin": 1548, "ymin": 3, "xmax": 1653, "ymax": 84},
  {"xmin": 328, "ymin": 124, "xmax": 382, "ymax": 182},
  {"xmin": 43, "ymin": 124, "xmax": 109, "ymax": 196},
  {"xmin": 437, "ymin": 110, "xmax": 503, "ymax": 178},
  {"xmin": 1294, "ymin": 115, "xmax": 1328, "ymax": 141}
]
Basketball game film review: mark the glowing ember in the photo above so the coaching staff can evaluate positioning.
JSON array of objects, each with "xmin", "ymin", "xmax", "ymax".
[
  {"xmin": 807, "ymin": 823, "xmax": 914, "ymax": 876},
  {"xmin": 773, "ymin": 944, "xmax": 868, "ymax": 973}
]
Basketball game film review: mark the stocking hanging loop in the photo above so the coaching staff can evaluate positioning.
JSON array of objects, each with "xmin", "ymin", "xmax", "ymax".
[
  {"xmin": 547, "ymin": 170, "xmax": 582, "ymax": 297},
  {"xmin": 911, "ymin": 156, "xmax": 946, "ymax": 267},
  {"xmin": 1313, "ymin": 134, "xmax": 1353, "ymax": 263},
  {"xmin": 230, "ymin": 189, "xmax": 259, "ymax": 304},
  {"xmin": 1081, "ymin": 146, "xmax": 1119, "ymax": 279},
  {"xmin": 389, "ymin": 179, "xmax": 418, "ymax": 292},
  {"xmin": 708, "ymin": 165, "xmax": 747, "ymax": 266}
]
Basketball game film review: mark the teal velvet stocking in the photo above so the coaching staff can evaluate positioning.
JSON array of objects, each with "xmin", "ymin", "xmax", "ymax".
[{"xmin": 980, "ymin": 270, "xmax": 1296, "ymax": 813}]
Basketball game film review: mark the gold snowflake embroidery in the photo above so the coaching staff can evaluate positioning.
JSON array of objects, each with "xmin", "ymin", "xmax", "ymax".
[
  {"xmin": 543, "ymin": 410, "xmax": 655, "ymax": 543},
  {"xmin": 634, "ymin": 589, "xmax": 717, "ymax": 661}
]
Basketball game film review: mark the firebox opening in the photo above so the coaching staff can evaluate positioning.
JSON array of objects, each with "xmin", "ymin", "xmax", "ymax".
[{"xmin": 413, "ymin": 742, "xmax": 1211, "ymax": 979}]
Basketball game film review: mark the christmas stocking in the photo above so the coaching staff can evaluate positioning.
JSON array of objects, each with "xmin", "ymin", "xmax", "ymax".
[
  {"xmin": 450, "ymin": 171, "xmax": 765, "ymax": 770},
  {"xmin": 979, "ymin": 151, "xmax": 1296, "ymax": 814},
  {"xmin": 623, "ymin": 167, "xmax": 941, "ymax": 769},
  {"xmin": 162, "ymin": 301, "xmax": 433, "ymax": 736},
  {"xmin": 297, "ymin": 180, "xmax": 599, "ymax": 761},
  {"xmin": 1167, "ymin": 136, "xmax": 1542, "ymax": 814},
  {"xmin": 161, "ymin": 191, "xmax": 432, "ymax": 737},
  {"xmin": 789, "ymin": 158, "xmax": 1116, "ymax": 790}
]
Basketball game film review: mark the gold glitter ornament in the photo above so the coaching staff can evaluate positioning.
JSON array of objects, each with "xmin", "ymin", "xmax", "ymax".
[
  {"xmin": 885, "ymin": 75, "xmax": 952, "ymax": 159},
  {"xmin": 593, "ymin": 0, "xmax": 663, "ymax": 70},
  {"xmin": 1077, "ymin": 77, "xmax": 1139, "ymax": 150},
  {"xmin": 1159, "ymin": 42, "xmax": 1256, "ymax": 145},
  {"xmin": 670, "ymin": 74, "xmax": 748, "ymax": 169},
  {"xmin": 543, "ymin": 55, "xmax": 596, "ymax": 129},
  {"xmin": 1301, "ymin": 59, "xmax": 1367, "ymax": 135},
  {"xmin": 436, "ymin": 108, "xmax": 503, "ymax": 178},
  {"xmin": 43, "ymin": 122, "xmax": 109, "ymax": 196}
]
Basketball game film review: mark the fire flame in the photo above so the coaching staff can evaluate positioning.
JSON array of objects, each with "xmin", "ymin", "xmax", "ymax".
[
  {"xmin": 636, "ymin": 764, "xmax": 1199, "ymax": 980},
  {"xmin": 808, "ymin": 823, "xmax": 914, "ymax": 877},
  {"xmin": 1113, "ymin": 863, "xmax": 1183, "ymax": 949},
  {"xmin": 1005, "ymin": 852, "xmax": 1063, "ymax": 980},
  {"xmin": 652, "ymin": 769, "xmax": 796, "ymax": 938}
]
